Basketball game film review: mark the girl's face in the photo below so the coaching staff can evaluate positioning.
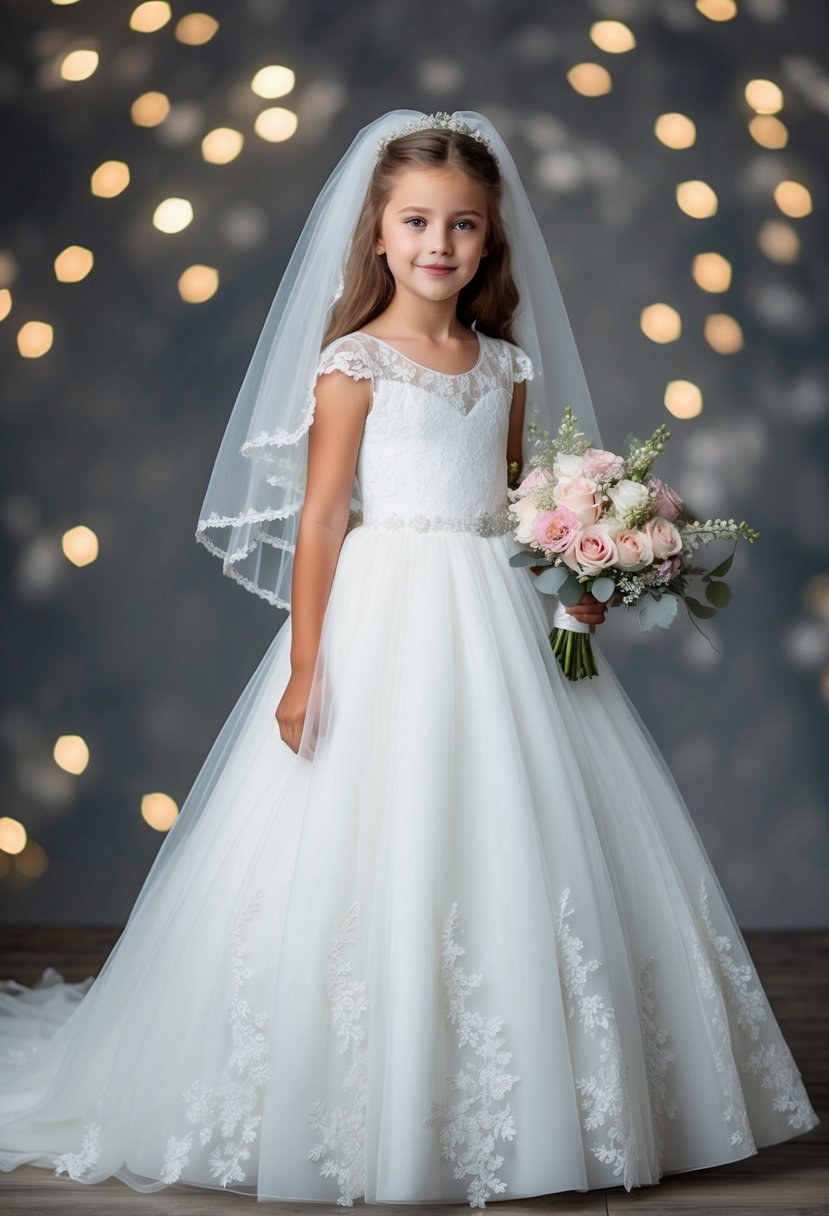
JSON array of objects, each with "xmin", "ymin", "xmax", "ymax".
[{"xmin": 374, "ymin": 166, "xmax": 489, "ymax": 305}]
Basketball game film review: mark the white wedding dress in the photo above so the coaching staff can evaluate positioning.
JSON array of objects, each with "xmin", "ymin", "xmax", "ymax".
[{"xmin": 0, "ymin": 330, "xmax": 819, "ymax": 1207}]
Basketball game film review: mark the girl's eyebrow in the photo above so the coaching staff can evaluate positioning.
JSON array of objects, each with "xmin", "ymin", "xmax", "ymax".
[{"xmin": 396, "ymin": 206, "xmax": 484, "ymax": 217}]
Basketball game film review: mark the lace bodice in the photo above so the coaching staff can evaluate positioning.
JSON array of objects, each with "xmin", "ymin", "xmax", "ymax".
[{"xmin": 314, "ymin": 330, "xmax": 534, "ymax": 536}]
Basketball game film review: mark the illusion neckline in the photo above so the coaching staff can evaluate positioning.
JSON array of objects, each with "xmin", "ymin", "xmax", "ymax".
[{"xmin": 353, "ymin": 330, "xmax": 485, "ymax": 379}]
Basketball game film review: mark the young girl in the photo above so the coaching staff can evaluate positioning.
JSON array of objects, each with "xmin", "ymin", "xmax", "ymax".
[{"xmin": 0, "ymin": 110, "xmax": 819, "ymax": 1208}]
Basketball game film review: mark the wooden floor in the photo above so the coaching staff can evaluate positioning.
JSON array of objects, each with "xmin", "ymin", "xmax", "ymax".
[{"xmin": 1, "ymin": 927, "xmax": 826, "ymax": 1215}]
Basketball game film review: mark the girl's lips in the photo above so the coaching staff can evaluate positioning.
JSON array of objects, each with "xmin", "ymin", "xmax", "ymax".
[{"xmin": 419, "ymin": 265, "xmax": 455, "ymax": 276}]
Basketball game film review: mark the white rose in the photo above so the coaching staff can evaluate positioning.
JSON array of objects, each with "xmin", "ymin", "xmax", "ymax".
[
  {"xmin": 607, "ymin": 478, "xmax": 651, "ymax": 515},
  {"xmin": 553, "ymin": 452, "xmax": 585, "ymax": 480}
]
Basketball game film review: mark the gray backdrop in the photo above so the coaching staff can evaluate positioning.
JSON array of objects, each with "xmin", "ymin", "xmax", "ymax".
[{"xmin": 1, "ymin": 0, "xmax": 827, "ymax": 927}]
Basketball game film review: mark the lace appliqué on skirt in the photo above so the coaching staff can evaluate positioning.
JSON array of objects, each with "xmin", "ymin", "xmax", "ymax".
[
  {"xmin": 690, "ymin": 874, "xmax": 816, "ymax": 1141},
  {"xmin": 159, "ymin": 889, "xmax": 270, "ymax": 1187},
  {"xmin": 307, "ymin": 902, "xmax": 369, "ymax": 1207},
  {"xmin": 554, "ymin": 887, "xmax": 640, "ymax": 1191},
  {"xmin": 423, "ymin": 902, "xmax": 521, "ymax": 1210}
]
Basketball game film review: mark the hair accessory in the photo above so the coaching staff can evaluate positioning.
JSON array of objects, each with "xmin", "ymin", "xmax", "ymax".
[{"xmin": 375, "ymin": 111, "xmax": 499, "ymax": 163}]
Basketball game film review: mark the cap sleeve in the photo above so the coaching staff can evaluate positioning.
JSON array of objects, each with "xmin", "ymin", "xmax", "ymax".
[
  {"xmin": 507, "ymin": 341, "xmax": 534, "ymax": 383},
  {"xmin": 315, "ymin": 334, "xmax": 374, "ymax": 384}
]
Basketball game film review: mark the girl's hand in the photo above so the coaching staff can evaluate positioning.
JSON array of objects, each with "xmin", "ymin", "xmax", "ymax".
[
  {"xmin": 275, "ymin": 670, "xmax": 313, "ymax": 754},
  {"xmin": 565, "ymin": 591, "xmax": 607, "ymax": 633},
  {"xmin": 529, "ymin": 565, "xmax": 622, "ymax": 633}
]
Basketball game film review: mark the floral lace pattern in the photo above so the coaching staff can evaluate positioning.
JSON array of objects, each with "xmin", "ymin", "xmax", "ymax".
[
  {"xmin": 690, "ymin": 873, "xmax": 816, "ymax": 1140},
  {"xmin": 159, "ymin": 889, "xmax": 270, "ymax": 1187},
  {"xmin": 424, "ymin": 902, "xmax": 521, "ymax": 1210},
  {"xmin": 307, "ymin": 902, "xmax": 370, "ymax": 1206},
  {"xmin": 636, "ymin": 956, "xmax": 677, "ymax": 1168},
  {"xmin": 554, "ymin": 888, "xmax": 639, "ymax": 1190}
]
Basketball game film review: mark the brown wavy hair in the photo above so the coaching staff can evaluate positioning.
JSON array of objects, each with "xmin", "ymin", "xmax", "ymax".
[{"xmin": 321, "ymin": 127, "xmax": 521, "ymax": 349}]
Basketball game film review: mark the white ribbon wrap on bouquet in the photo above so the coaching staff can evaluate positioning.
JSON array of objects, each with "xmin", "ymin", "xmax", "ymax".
[{"xmin": 552, "ymin": 598, "xmax": 591, "ymax": 634}]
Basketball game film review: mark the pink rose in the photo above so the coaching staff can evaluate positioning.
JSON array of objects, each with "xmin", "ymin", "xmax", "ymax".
[
  {"xmin": 646, "ymin": 474, "xmax": 684, "ymax": 522},
  {"xmin": 531, "ymin": 506, "xmax": 582, "ymax": 553},
  {"xmin": 566, "ymin": 524, "xmax": 618, "ymax": 575},
  {"xmin": 582, "ymin": 447, "xmax": 624, "ymax": 479},
  {"xmin": 511, "ymin": 466, "xmax": 554, "ymax": 500},
  {"xmin": 644, "ymin": 516, "xmax": 683, "ymax": 559},
  {"xmin": 614, "ymin": 529, "xmax": 654, "ymax": 570},
  {"xmin": 554, "ymin": 476, "xmax": 603, "ymax": 526}
]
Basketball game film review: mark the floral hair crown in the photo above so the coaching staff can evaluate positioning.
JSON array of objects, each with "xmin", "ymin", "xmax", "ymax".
[{"xmin": 376, "ymin": 112, "xmax": 499, "ymax": 164}]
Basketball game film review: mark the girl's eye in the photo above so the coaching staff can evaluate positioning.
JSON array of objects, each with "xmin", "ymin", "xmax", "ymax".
[{"xmin": 404, "ymin": 218, "xmax": 475, "ymax": 230}]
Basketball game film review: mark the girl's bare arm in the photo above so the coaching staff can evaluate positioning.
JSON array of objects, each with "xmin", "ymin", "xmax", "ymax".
[{"xmin": 289, "ymin": 370, "xmax": 370, "ymax": 680}]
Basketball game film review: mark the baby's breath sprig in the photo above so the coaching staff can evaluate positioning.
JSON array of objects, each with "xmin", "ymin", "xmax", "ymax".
[{"xmin": 624, "ymin": 424, "xmax": 671, "ymax": 482}]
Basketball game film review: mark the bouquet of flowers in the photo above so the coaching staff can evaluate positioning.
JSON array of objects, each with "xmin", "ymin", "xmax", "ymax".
[{"xmin": 507, "ymin": 406, "xmax": 760, "ymax": 681}]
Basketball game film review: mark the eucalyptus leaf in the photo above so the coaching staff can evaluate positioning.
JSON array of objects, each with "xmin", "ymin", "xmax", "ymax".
[
  {"xmin": 685, "ymin": 596, "xmax": 718, "ymax": 619},
  {"xmin": 534, "ymin": 565, "xmax": 572, "ymax": 595},
  {"xmin": 557, "ymin": 574, "xmax": 585, "ymax": 606},
  {"xmin": 707, "ymin": 551, "xmax": 734, "ymax": 579},
  {"xmin": 590, "ymin": 575, "xmax": 616, "ymax": 603},
  {"xmin": 638, "ymin": 592, "xmax": 679, "ymax": 632},
  {"xmin": 705, "ymin": 580, "xmax": 732, "ymax": 608},
  {"xmin": 508, "ymin": 551, "xmax": 545, "ymax": 568}
]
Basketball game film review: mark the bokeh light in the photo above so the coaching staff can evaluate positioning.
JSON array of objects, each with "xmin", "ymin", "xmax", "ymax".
[
  {"xmin": 17, "ymin": 322, "xmax": 53, "ymax": 358},
  {"xmin": 62, "ymin": 525, "xmax": 99, "ymax": 567},
  {"xmin": 175, "ymin": 13, "xmax": 219, "ymax": 45},
  {"xmin": 640, "ymin": 303, "xmax": 682, "ymax": 343},
  {"xmin": 59, "ymin": 49, "xmax": 99, "ymax": 82},
  {"xmin": 745, "ymin": 78, "xmax": 784, "ymax": 114},
  {"xmin": 202, "ymin": 127, "xmax": 244, "ymax": 164},
  {"xmin": 53, "ymin": 735, "xmax": 90, "ymax": 776},
  {"xmin": 566, "ymin": 63, "xmax": 612, "ymax": 97},
  {"xmin": 692, "ymin": 252, "xmax": 732, "ymax": 292},
  {"xmin": 251, "ymin": 65, "xmax": 296, "ymax": 99},
  {"xmin": 655, "ymin": 112, "xmax": 697, "ymax": 149},
  {"xmin": 0, "ymin": 818, "xmax": 27, "ymax": 856},
  {"xmin": 758, "ymin": 219, "xmax": 800, "ymax": 262},
  {"xmin": 54, "ymin": 245, "xmax": 94, "ymax": 283},
  {"xmin": 178, "ymin": 265, "xmax": 220, "ymax": 303},
  {"xmin": 141, "ymin": 792, "xmax": 179, "ymax": 832},
  {"xmin": 91, "ymin": 160, "xmax": 130, "ymax": 198},
  {"xmin": 130, "ymin": 2, "xmax": 172, "ymax": 33},
  {"xmin": 773, "ymin": 180, "xmax": 813, "ymax": 217},
  {"xmin": 696, "ymin": 0, "xmax": 737, "ymax": 19},
  {"xmin": 254, "ymin": 107, "xmax": 298, "ymax": 142},
  {"xmin": 589, "ymin": 21, "xmax": 636, "ymax": 53},
  {"xmin": 131, "ymin": 91, "xmax": 171, "ymax": 127},
  {"xmin": 748, "ymin": 114, "xmax": 788, "ymax": 148},
  {"xmin": 153, "ymin": 197, "xmax": 194, "ymax": 233},
  {"xmin": 704, "ymin": 313, "xmax": 744, "ymax": 353},
  {"xmin": 665, "ymin": 380, "xmax": 703, "ymax": 419},
  {"xmin": 676, "ymin": 180, "xmax": 718, "ymax": 218}
]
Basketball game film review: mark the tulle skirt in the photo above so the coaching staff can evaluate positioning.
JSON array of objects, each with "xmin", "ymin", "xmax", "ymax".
[{"xmin": 0, "ymin": 523, "xmax": 819, "ymax": 1206}]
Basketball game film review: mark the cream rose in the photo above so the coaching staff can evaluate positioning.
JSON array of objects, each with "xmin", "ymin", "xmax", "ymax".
[
  {"xmin": 509, "ymin": 493, "xmax": 544, "ymax": 545},
  {"xmin": 614, "ymin": 529, "xmax": 654, "ymax": 570},
  {"xmin": 554, "ymin": 476, "xmax": 602, "ymax": 525},
  {"xmin": 568, "ymin": 524, "xmax": 618, "ymax": 575},
  {"xmin": 644, "ymin": 516, "xmax": 683, "ymax": 559},
  {"xmin": 552, "ymin": 452, "xmax": 585, "ymax": 480},
  {"xmin": 606, "ymin": 478, "xmax": 651, "ymax": 516}
]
